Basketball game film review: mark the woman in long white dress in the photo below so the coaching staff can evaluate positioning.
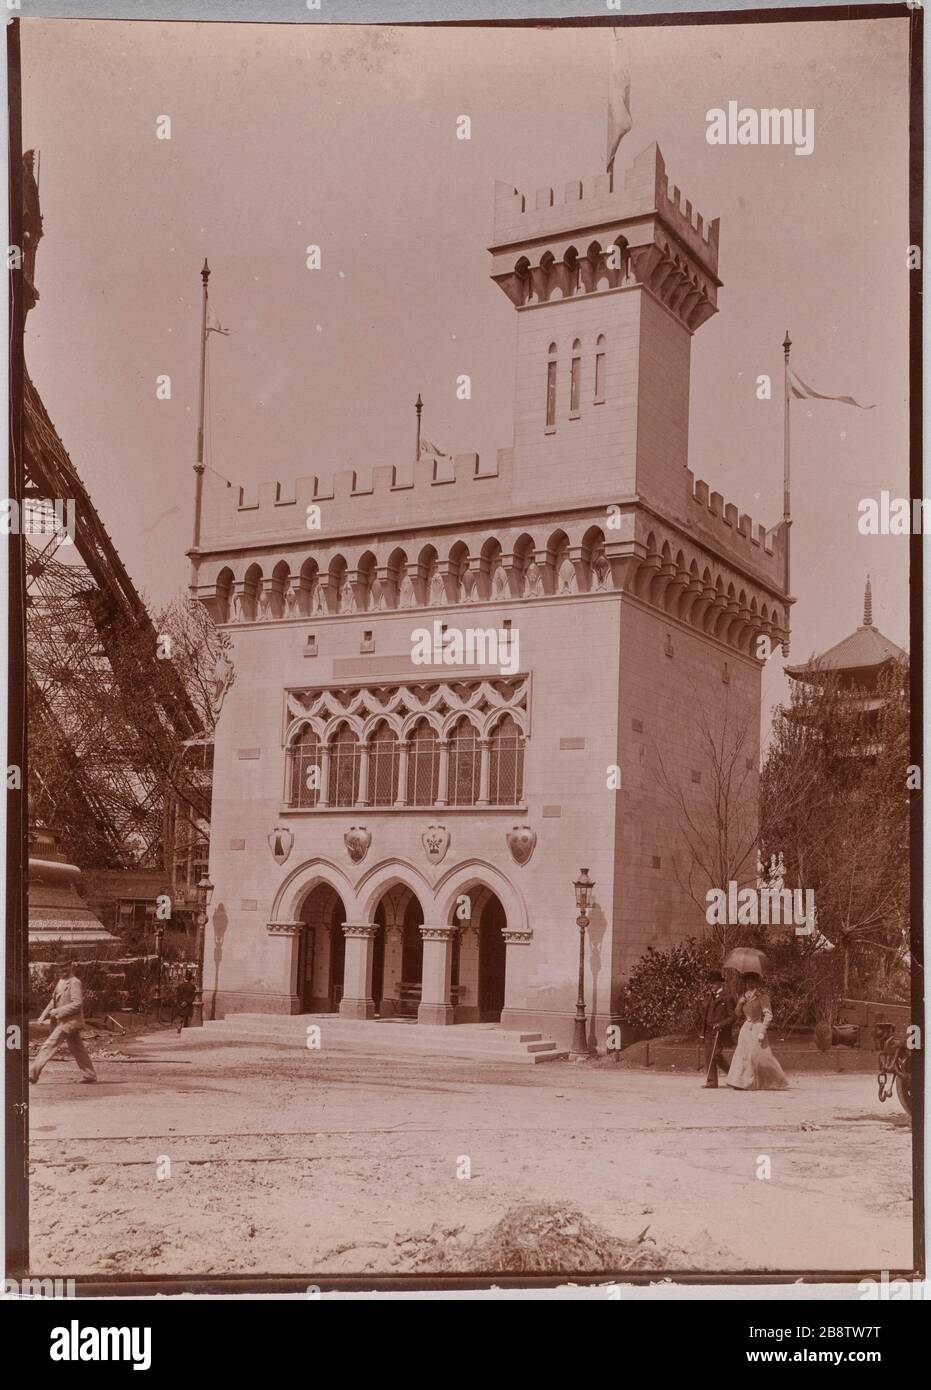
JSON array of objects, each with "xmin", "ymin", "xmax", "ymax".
[{"xmin": 726, "ymin": 972, "xmax": 789, "ymax": 1091}]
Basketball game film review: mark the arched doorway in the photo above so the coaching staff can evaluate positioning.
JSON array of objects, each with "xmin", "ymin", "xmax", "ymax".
[
  {"xmin": 298, "ymin": 884, "xmax": 346, "ymax": 1012},
  {"xmin": 478, "ymin": 894, "xmax": 507, "ymax": 1022},
  {"xmin": 371, "ymin": 886, "xmax": 424, "ymax": 1017},
  {"xmin": 449, "ymin": 887, "xmax": 508, "ymax": 1023}
]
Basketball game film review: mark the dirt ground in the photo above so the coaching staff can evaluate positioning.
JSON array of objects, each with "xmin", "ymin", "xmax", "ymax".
[{"xmin": 26, "ymin": 1028, "xmax": 915, "ymax": 1279}]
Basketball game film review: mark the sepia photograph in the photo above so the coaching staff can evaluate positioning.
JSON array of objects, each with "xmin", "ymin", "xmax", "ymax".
[{"xmin": 4, "ymin": 2, "xmax": 923, "ymax": 1309}]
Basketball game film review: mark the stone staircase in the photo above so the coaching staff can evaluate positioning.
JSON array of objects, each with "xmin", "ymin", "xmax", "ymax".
[{"xmin": 194, "ymin": 1013, "xmax": 568, "ymax": 1065}]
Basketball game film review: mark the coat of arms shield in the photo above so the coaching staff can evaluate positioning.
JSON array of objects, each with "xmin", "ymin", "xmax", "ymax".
[
  {"xmin": 268, "ymin": 826, "xmax": 294, "ymax": 866},
  {"xmin": 344, "ymin": 825, "xmax": 372, "ymax": 864},
  {"xmin": 421, "ymin": 823, "xmax": 450, "ymax": 866},
  {"xmin": 506, "ymin": 824, "xmax": 536, "ymax": 867}
]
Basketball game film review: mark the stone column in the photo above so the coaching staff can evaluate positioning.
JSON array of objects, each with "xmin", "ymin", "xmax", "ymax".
[
  {"xmin": 339, "ymin": 923, "xmax": 378, "ymax": 1020},
  {"xmin": 265, "ymin": 920, "xmax": 305, "ymax": 1015},
  {"xmin": 500, "ymin": 928, "xmax": 536, "ymax": 1028},
  {"xmin": 417, "ymin": 925, "xmax": 457, "ymax": 1025},
  {"xmin": 394, "ymin": 742, "xmax": 410, "ymax": 807},
  {"xmin": 317, "ymin": 744, "xmax": 331, "ymax": 808},
  {"xmin": 435, "ymin": 741, "xmax": 450, "ymax": 806},
  {"xmin": 357, "ymin": 743, "xmax": 370, "ymax": 806},
  {"xmin": 476, "ymin": 739, "xmax": 491, "ymax": 806}
]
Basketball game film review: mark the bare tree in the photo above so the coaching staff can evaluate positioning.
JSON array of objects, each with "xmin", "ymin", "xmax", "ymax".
[{"xmin": 655, "ymin": 686, "xmax": 763, "ymax": 955}]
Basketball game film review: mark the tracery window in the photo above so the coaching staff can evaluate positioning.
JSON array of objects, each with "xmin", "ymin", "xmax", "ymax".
[
  {"xmin": 488, "ymin": 714, "xmax": 525, "ymax": 805},
  {"xmin": 368, "ymin": 722, "xmax": 400, "ymax": 806},
  {"xmin": 328, "ymin": 724, "xmax": 361, "ymax": 807},
  {"xmin": 406, "ymin": 719, "xmax": 440, "ymax": 806},
  {"xmin": 283, "ymin": 678, "xmax": 529, "ymax": 811},
  {"xmin": 287, "ymin": 726, "xmax": 321, "ymax": 808},
  {"xmin": 446, "ymin": 717, "xmax": 482, "ymax": 806}
]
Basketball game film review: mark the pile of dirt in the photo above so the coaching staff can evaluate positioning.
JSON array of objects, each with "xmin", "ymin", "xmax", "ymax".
[{"xmin": 398, "ymin": 1202, "xmax": 668, "ymax": 1274}]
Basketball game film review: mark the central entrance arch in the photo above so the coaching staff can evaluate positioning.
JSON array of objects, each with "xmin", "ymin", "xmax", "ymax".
[{"xmin": 371, "ymin": 886, "xmax": 424, "ymax": 1017}]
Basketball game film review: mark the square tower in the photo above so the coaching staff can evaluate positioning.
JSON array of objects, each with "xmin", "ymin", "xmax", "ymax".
[{"xmin": 490, "ymin": 143, "xmax": 721, "ymax": 518}]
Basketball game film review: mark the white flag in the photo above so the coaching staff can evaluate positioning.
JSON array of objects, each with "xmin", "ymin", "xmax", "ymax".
[
  {"xmin": 420, "ymin": 429, "xmax": 448, "ymax": 459},
  {"xmin": 606, "ymin": 30, "xmax": 632, "ymax": 172},
  {"xmin": 789, "ymin": 369, "xmax": 874, "ymax": 410},
  {"xmin": 207, "ymin": 304, "xmax": 231, "ymax": 336}
]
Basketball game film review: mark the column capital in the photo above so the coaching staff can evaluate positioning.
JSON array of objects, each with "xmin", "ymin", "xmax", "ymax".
[
  {"xmin": 419, "ymin": 924, "xmax": 458, "ymax": 941},
  {"xmin": 502, "ymin": 928, "xmax": 533, "ymax": 944},
  {"xmin": 342, "ymin": 921, "xmax": 379, "ymax": 939},
  {"xmin": 267, "ymin": 920, "xmax": 303, "ymax": 937}
]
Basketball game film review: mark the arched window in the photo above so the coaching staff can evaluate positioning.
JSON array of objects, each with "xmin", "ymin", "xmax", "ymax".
[
  {"xmin": 488, "ymin": 715, "xmax": 525, "ymax": 805},
  {"xmin": 328, "ymin": 724, "xmax": 361, "ymax": 807},
  {"xmin": 368, "ymin": 722, "xmax": 400, "ymax": 806},
  {"xmin": 287, "ymin": 726, "xmax": 321, "ymax": 808},
  {"xmin": 570, "ymin": 339, "xmax": 581, "ymax": 415},
  {"xmin": 406, "ymin": 719, "xmax": 440, "ymax": 805},
  {"xmin": 545, "ymin": 343, "xmax": 557, "ymax": 429},
  {"xmin": 447, "ymin": 717, "xmax": 481, "ymax": 806},
  {"xmin": 594, "ymin": 334, "xmax": 606, "ymax": 404}
]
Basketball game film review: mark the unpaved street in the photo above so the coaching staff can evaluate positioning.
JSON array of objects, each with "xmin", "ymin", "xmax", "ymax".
[{"xmin": 27, "ymin": 1030, "xmax": 914, "ymax": 1278}]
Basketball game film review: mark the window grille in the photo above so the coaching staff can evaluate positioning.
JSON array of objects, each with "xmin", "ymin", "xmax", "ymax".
[
  {"xmin": 287, "ymin": 726, "xmax": 321, "ymax": 807},
  {"xmin": 406, "ymin": 720, "xmax": 440, "ymax": 805},
  {"xmin": 447, "ymin": 718, "xmax": 482, "ymax": 805},
  {"xmin": 369, "ymin": 723, "xmax": 400, "ymax": 806},
  {"xmin": 329, "ymin": 725, "xmax": 361, "ymax": 807},
  {"xmin": 488, "ymin": 714, "xmax": 525, "ymax": 804}
]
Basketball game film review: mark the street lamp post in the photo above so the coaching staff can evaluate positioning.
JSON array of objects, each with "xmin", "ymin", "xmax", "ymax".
[
  {"xmin": 571, "ymin": 868, "xmax": 595, "ymax": 1060},
  {"xmin": 190, "ymin": 874, "xmax": 214, "ymax": 1028},
  {"xmin": 153, "ymin": 922, "xmax": 165, "ymax": 1023}
]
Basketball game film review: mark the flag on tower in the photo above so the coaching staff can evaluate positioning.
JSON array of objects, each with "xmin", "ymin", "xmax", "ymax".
[
  {"xmin": 420, "ymin": 429, "xmax": 449, "ymax": 459},
  {"xmin": 788, "ymin": 368, "xmax": 874, "ymax": 409},
  {"xmin": 206, "ymin": 304, "xmax": 231, "ymax": 336},
  {"xmin": 606, "ymin": 29, "xmax": 632, "ymax": 173}
]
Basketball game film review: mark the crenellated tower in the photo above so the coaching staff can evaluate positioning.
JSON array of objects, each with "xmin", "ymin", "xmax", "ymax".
[{"xmin": 489, "ymin": 142, "xmax": 720, "ymax": 516}]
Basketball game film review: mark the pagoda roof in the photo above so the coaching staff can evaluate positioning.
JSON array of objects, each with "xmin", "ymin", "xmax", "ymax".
[
  {"xmin": 786, "ymin": 625, "xmax": 907, "ymax": 680},
  {"xmin": 786, "ymin": 577, "xmax": 907, "ymax": 681}
]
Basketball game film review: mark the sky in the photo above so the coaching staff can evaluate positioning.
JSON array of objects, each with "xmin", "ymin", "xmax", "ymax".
[{"xmin": 19, "ymin": 17, "xmax": 912, "ymax": 722}]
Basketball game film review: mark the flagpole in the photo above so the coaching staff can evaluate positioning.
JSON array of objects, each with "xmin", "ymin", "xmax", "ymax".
[
  {"xmin": 192, "ymin": 258, "xmax": 210, "ymax": 562},
  {"xmin": 782, "ymin": 330, "xmax": 792, "ymax": 634},
  {"xmin": 415, "ymin": 393, "xmax": 423, "ymax": 462}
]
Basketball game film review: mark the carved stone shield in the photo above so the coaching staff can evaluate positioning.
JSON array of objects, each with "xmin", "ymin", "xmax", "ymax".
[
  {"xmin": 421, "ymin": 823, "xmax": 450, "ymax": 866},
  {"xmin": 506, "ymin": 824, "xmax": 537, "ymax": 866},
  {"xmin": 268, "ymin": 826, "xmax": 294, "ymax": 866},
  {"xmin": 344, "ymin": 825, "xmax": 371, "ymax": 864}
]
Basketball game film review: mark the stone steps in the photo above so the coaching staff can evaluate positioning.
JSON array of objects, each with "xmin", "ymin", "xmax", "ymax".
[{"xmin": 194, "ymin": 1014, "xmax": 568, "ymax": 1064}]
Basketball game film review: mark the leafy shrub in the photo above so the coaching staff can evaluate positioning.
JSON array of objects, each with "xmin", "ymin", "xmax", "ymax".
[
  {"xmin": 618, "ymin": 938, "xmax": 719, "ymax": 1038},
  {"xmin": 619, "ymin": 930, "xmax": 849, "ymax": 1039}
]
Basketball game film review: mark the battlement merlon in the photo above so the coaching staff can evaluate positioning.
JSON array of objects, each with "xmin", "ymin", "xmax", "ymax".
[
  {"xmin": 198, "ymin": 448, "xmax": 517, "ymax": 548},
  {"xmin": 490, "ymin": 142, "xmax": 720, "ymax": 286},
  {"xmin": 682, "ymin": 468, "xmax": 789, "ymax": 595}
]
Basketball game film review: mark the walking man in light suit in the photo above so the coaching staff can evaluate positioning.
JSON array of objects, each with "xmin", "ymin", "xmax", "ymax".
[{"xmin": 30, "ymin": 962, "xmax": 97, "ymax": 1084}]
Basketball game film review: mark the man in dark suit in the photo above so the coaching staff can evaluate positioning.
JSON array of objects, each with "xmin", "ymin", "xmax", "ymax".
[{"xmin": 700, "ymin": 969, "xmax": 735, "ymax": 1088}]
